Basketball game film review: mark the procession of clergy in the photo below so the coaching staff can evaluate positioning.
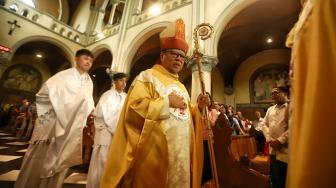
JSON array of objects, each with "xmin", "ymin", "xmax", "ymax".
[{"xmin": 13, "ymin": 0, "xmax": 336, "ymax": 187}]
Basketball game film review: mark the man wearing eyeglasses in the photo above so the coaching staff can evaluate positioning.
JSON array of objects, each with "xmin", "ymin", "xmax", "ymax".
[
  {"xmin": 261, "ymin": 86, "xmax": 289, "ymax": 188},
  {"xmin": 100, "ymin": 19, "xmax": 209, "ymax": 188}
]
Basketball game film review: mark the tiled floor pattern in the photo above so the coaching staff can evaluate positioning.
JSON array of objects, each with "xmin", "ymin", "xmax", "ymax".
[{"xmin": 0, "ymin": 127, "xmax": 87, "ymax": 188}]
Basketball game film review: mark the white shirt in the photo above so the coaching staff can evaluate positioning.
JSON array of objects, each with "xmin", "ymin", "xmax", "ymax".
[{"xmin": 262, "ymin": 103, "xmax": 289, "ymax": 144}]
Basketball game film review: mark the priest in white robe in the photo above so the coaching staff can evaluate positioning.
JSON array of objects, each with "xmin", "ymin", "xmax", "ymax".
[
  {"xmin": 86, "ymin": 72, "xmax": 128, "ymax": 188},
  {"xmin": 14, "ymin": 49, "xmax": 95, "ymax": 188}
]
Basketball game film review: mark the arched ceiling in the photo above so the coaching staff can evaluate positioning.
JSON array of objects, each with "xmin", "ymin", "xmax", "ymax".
[{"xmin": 217, "ymin": 0, "xmax": 301, "ymax": 86}]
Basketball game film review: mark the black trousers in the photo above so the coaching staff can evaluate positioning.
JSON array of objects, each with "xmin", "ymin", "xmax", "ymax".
[
  {"xmin": 201, "ymin": 140, "xmax": 212, "ymax": 185},
  {"xmin": 255, "ymin": 131, "xmax": 266, "ymax": 154},
  {"xmin": 270, "ymin": 155, "xmax": 288, "ymax": 188}
]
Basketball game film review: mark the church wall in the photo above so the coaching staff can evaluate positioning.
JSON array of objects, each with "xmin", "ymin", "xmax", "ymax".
[
  {"xmin": 205, "ymin": 0, "xmax": 238, "ymax": 25},
  {"xmin": 233, "ymin": 49, "xmax": 291, "ymax": 104},
  {"xmin": 87, "ymin": 34, "xmax": 119, "ymax": 66},
  {"xmin": 211, "ymin": 67, "xmax": 226, "ymax": 104},
  {"xmin": 0, "ymin": 8, "xmax": 82, "ymax": 63},
  {"xmin": 119, "ymin": 4, "xmax": 193, "ymax": 73}
]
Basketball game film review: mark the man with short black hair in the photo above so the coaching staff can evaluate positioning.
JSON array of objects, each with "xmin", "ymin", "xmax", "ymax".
[
  {"xmin": 15, "ymin": 49, "xmax": 95, "ymax": 188},
  {"xmin": 262, "ymin": 86, "xmax": 289, "ymax": 188}
]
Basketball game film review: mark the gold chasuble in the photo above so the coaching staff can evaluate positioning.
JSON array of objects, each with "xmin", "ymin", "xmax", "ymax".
[
  {"xmin": 287, "ymin": 0, "xmax": 336, "ymax": 187},
  {"xmin": 100, "ymin": 64, "xmax": 203, "ymax": 188}
]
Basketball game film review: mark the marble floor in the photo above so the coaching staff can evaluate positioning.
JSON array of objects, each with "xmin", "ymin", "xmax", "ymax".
[{"xmin": 0, "ymin": 127, "xmax": 87, "ymax": 188}]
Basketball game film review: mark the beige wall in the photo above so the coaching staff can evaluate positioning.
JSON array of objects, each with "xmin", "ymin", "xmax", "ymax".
[
  {"xmin": 211, "ymin": 67, "xmax": 225, "ymax": 104},
  {"xmin": 234, "ymin": 49, "xmax": 291, "ymax": 104},
  {"xmin": 0, "ymin": 9, "xmax": 81, "ymax": 62},
  {"xmin": 120, "ymin": 5, "xmax": 193, "ymax": 73}
]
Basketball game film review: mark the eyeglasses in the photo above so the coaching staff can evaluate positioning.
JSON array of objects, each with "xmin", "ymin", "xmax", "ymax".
[{"xmin": 163, "ymin": 50, "xmax": 187, "ymax": 61}]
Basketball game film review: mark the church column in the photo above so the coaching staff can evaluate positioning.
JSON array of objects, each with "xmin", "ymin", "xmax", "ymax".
[
  {"xmin": 111, "ymin": 0, "xmax": 132, "ymax": 72},
  {"xmin": 57, "ymin": 0, "xmax": 62, "ymax": 20},
  {"xmin": 188, "ymin": 55, "xmax": 218, "ymax": 103},
  {"xmin": 134, "ymin": 0, "xmax": 144, "ymax": 15},
  {"xmin": 94, "ymin": 0, "xmax": 109, "ymax": 32},
  {"xmin": 189, "ymin": 0, "xmax": 205, "ymax": 54},
  {"xmin": 107, "ymin": 0, "xmax": 120, "ymax": 26},
  {"xmin": 85, "ymin": 3, "xmax": 100, "ymax": 35},
  {"xmin": 85, "ymin": 0, "xmax": 109, "ymax": 35}
]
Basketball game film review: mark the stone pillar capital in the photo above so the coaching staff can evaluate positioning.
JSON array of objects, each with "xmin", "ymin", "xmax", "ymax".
[
  {"xmin": 187, "ymin": 55, "xmax": 218, "ymax": 72},
  {"xmin": 188, "ymin": 55, "xmax": 218, "ymax": 103}
]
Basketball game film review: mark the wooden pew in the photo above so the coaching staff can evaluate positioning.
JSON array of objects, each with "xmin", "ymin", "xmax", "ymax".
[
  {"xmin": 82, "ymin": 114, "xmax": 94, "ymax": 164},
  {"xmin": 230, "ymin": 135, "xmax": 257, "ymax": 161},
  {"xmin": 212, "ymin": 113, "xmax": 269, "ymax": 188}
]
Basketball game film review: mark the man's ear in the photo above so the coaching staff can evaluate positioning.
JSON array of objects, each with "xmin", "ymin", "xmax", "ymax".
[
  {"xmin": 74, "ymin": 56, "xmax": 79, "ymax": 63},
  {"xmin": 160, "ymin": 52, "xmax": 164, "ymax": 62}
]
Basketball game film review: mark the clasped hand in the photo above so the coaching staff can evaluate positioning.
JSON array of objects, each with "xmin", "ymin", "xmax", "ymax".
[
  {"xmin": 269, "ymin": 140, "xmax": 282, "ymax": 151},
  {"xmin": 168, "ymin": 91, "xmax": 187, "ymax": 109},
  {"xmin": 197, "ymin": 93, "xmax": 211, "ymax": 111}
]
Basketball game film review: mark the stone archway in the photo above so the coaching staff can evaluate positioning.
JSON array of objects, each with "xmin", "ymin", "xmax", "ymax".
[
  {"xmin": 119, "ymin": 21, "xmax": 171, "ymax": 73},
  {"xmin": 10, "ymin": 36, "xmax": 73, "ymax": 65},
  {"xmin": 0, "ymin": 40, "xmax": 72, "ymax": 105},
  {"xmin": 209, "ymin": 0, "xmax": 300, "ymax": 113},
  {"xmin": 126, "ymin": 32, "xmax": 161, "ymax": 91}
]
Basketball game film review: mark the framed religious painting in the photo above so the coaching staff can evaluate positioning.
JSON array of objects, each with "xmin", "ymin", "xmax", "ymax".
[
  {"xmin": 250, "ymin": 64, "xmax": 289, "ymax": 104},
  {"xmin": 0, "ymin": 64, "xmax": 42, "ymax": 93}
]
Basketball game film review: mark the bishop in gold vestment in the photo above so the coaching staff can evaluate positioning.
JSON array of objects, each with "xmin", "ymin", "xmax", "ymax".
[
  {"xmin": 287, "ymin": 0, "xmax": 336, "ymax": 187},
  {"xmin": 100, "ymin": 19, "xmax": 205, "ymax": 188}
]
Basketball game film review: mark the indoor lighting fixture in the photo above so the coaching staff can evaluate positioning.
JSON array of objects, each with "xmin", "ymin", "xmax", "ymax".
[
  {"xmin": 266, "ymin": 38, "xmax": 273, "ymax": 44},
  {"xmin": 36, "ymin": 53, "xmax": 43, "ymax": 58},
  {"xmin": 149, "ymin": 4, "xmax": 161, "ymax": 16}
]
